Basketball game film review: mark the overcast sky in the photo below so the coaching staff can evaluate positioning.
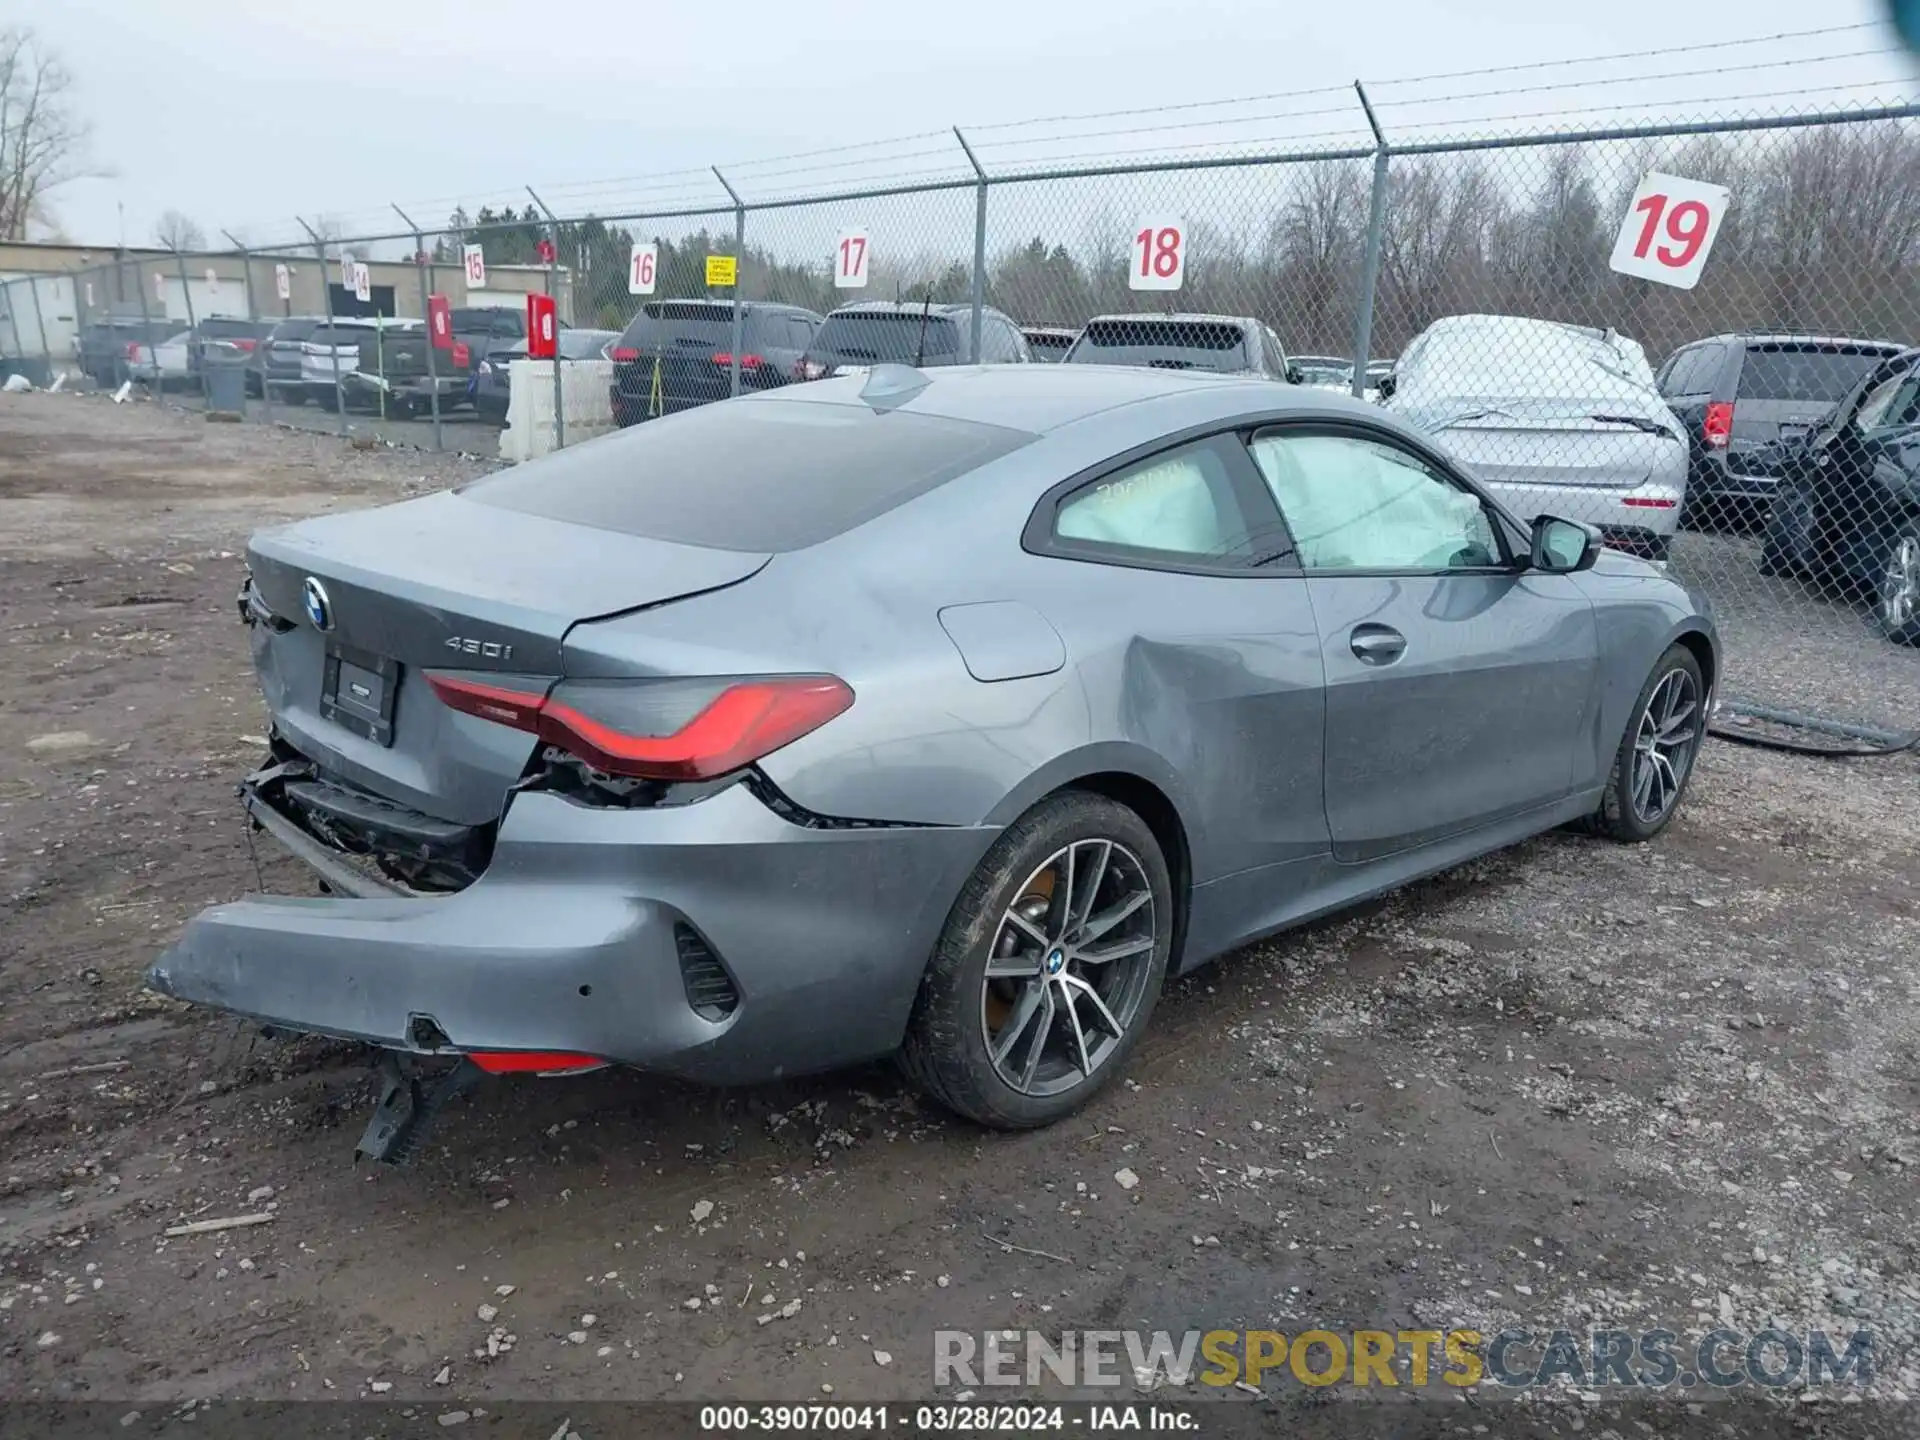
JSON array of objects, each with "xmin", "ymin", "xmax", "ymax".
[{"xmin": 10, "ymin": 0, "xmax": 1917, "ymax": 251}]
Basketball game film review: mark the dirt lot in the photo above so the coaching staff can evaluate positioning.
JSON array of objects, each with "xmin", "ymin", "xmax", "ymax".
[{"xmin": 2, "ymin": 392, "xmax": 1919, "ymax": 1429}]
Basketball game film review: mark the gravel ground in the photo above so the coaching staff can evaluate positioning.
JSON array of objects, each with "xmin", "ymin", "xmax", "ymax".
[{"xmin": 2, "ymin": 390, "xmax": 1918, "ymax": 1433}]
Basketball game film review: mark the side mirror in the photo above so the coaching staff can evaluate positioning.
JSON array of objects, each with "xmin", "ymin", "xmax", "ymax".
[
  {"xmin": 1375, "ymin": 372, "xmax": 1396, "ymax": 401},
  {"xmin": 1530, "ymin": 515, "xmax": 1601, "ymax": 573},
  {"xmin": 1285, "ymin": 362, "xmax": 1303, "ymax": 385}
]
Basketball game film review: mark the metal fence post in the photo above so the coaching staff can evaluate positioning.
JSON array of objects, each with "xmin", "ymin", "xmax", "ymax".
[
  {"xmin": 527, "ymin": 187, "xmax": 566, "ymax": 453},
  {"xmin": 223, "ymin": 231, "xmax": 265, "ymax": 423},
  {"xmin": 713, "ymin": 168, "xmax": 745, "ymax": 399},
  {"xmin": 133, "ymin": 248, "xmax": 154, "ymax": 393},
  {"xmin": 393, "ymin": 204, "xmax": 445, "ymax": 452},
  {"xmin": 172, "ymin": 247, "xmax": 198, "ymax": 393},
  {"xmin": 298, "ymin": 217, "xmax": 347, "ymax": 432},
  {"xmin": 955, "ymin": 128, "xmax": 988, "ymax": 363},
  {"xmin": 1349, "ymin": 82, "xmax": 1390, "ymax": 400},
  {"xmin": 27, "ymin": 275, "xmax": 53, "ymax": 380}
]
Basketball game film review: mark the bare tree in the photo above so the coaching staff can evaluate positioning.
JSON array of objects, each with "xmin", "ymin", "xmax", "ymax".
[
  {"xmin": 153, "ymin": 209, "xmax": 206, "ymax": 252},
  {"xmin": 0, "ymin": 27, "xmax": 95, "ymax": 241}
]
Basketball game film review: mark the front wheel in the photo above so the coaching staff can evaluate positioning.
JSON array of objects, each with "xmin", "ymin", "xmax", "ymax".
[
  {"xmin": 1876, "ymin": 523, "xmax": 1920, "ymax": 646},
  {"xmin": 901, "ymin": 792, "xmax": 1172, "ymax": 1129},
  {"xmin": 1586, "ymin": 644, "xmax": 1705, "ymax": 843}
]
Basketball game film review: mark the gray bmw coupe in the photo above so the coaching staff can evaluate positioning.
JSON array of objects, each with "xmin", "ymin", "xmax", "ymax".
[{"xmin": 151, "ymin": 363, "xmax": 1714, "ymax": 1148}]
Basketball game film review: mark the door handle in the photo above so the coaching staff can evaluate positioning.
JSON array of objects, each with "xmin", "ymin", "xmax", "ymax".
[{"xmin": 1349, "ymin": 625, "xmax": 1407, "ymax": 664}]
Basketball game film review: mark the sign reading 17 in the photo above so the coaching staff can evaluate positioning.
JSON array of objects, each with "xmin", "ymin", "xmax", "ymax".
[{"xmin": 1129, "ymin": 219, "xmax": 1185, "ymax": 291}]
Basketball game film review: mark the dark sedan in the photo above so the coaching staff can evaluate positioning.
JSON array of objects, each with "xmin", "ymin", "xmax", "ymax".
[{"xmin": 1758, "ymin": 347, "xmax": 1920, "ymax": 644}]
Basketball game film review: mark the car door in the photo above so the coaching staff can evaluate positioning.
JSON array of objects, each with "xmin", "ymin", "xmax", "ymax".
[
  {"xmin": 1246, "ymin": 423, "xmax": 1600, "ymax": 862},
  {"xmin": 1816, "ymin": 360, "xmax": 1920, "ymax": 584},
  {"xmin": 1031, "ymin": 432, "xmax": 1328, "ymax": 886}
]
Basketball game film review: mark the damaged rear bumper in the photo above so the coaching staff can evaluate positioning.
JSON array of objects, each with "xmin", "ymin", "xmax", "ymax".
[{"xmin": 148, "ymin": 780, "xmax": 996, "ymax": 1083}]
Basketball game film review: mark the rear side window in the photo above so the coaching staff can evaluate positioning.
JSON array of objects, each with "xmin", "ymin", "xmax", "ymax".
[
  {"xmin": 463, "ymin": 399, "xmax": 1033, "ymax": 552},
  {"xmin": 1065, "ymin": 319, "xmax": 1248, "ymax": 373},
  {"xmin": 809, "ymin": 312, "xmax": 962, "ymax": 364},
  {"xmin": 199, "ymin": 317, "xmax": 261, "ymax": 338},
  {"xmin": 1661, "ymin": 345, "xmax": 1716, "ymax": 395},
  {"xmin": 270, "ymin": 320, "xmax": 321, "ymax": 343},
  {"xmin": 1740, "ymin": 346, "xmax": 1894, "ymax": 404}
]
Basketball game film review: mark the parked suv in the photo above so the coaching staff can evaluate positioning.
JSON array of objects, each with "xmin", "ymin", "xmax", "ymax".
[
  {"xmin": 259, "ymin": 317, "xmax": 330, "ymax": 403},
  {"xmin": 78, "ymin": 319, "xmax": 182, "ymax": 387},
  {"xmin": 799, "ymin": 300, "xmax": 1030, "ymax": 378},
  {"xmin": 1657, "ymin": 333, "xmax": 1907, "ymax": 527},
  {"xmin": 1062, "ymin": 314, "xmax": 1299, "ymax": 382},
  {"xmin": 609, "ymin": 300, "xmax": 822, "ymax": 426}
]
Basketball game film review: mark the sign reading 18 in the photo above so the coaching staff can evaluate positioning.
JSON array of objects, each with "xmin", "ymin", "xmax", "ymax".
[{"xmin": 1129, "ymin": 219, "xmax": 1185, "ymax": 291}]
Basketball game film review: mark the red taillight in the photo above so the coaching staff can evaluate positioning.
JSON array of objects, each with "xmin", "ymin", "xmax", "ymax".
[
  {"xmin": 467, "ymin": 1051, "xmax": 605, "ymax": 1076},
  {"xmin": 1622, "ymin": 497, "xmax": 1679, "ymax": 509},
  {"xmin": 427, "ymin": 673, "xmax": 854, "ymax": 782},
  {"xmin": 125, "ymin": 342, "xmax": 141, "ymax": 359},
  {"xmin": 1703, "ymin": 401, "xmax": 1733, "ymax": 449},
  {"xmin": 232, "ymin": 338, "xmax": 257, "ymax": 352},
  {"xmin": 712, "ymin": 352, "xmax": 764, "ymax": 370},
  {"xmin": 610, "ymin": 347, "xmax": 640, "ymax": 362}
]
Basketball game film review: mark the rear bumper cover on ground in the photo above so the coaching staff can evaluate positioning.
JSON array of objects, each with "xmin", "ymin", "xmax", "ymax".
[{"xmin": 148, "ymin": 782, "xmax": 997, "ymax": 1084}]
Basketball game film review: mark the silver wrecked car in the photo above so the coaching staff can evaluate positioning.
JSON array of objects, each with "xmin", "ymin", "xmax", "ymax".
[
  {"xmin": 150, "ymin": 363, "xmax": 1715, "ymax": 1152},
  {"xmin": 1387, "ymin": 314, "xmax": 1689, "ymax": 561}
]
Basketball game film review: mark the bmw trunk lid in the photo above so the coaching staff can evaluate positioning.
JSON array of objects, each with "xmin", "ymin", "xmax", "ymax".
[{"xmin": 243, "ymin": 489, "xmax": 771, "ymax": 823}]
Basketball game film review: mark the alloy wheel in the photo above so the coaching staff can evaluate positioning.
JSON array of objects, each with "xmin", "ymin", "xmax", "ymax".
[
  {"xmin": 1630, "ymin": 667, "xmax": 1700, "ymax": 826},
  {"xmin": 980, "ymin": 839, "xmax": 1157, "ymax": 1099},
  {"xmin": 1880, "ymin": 535, "xmax": 1920, "ymax": 634}
]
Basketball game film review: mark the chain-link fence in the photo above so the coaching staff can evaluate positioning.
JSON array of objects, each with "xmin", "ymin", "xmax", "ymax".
[{"xmin": 4, "ymin": 98, "xmax": 1918, "ymax": 735}]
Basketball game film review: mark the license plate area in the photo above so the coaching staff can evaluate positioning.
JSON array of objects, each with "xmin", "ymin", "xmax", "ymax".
[{"xmin": 321, "ymin": 643, "xmax": 399, "ymax": 747}]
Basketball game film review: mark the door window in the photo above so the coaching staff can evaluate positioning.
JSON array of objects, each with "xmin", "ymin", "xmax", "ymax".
[
  {"xmin": 1249, "ymin": 430, "xmax": 1503, "ymax": 571},
  {"xmin": 1854, "ymin": 367, "xmax": 1920, "ymax": 436}
]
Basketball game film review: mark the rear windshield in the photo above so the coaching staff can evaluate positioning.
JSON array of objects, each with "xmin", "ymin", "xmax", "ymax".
[
  {"xmin": 617, "ymin": 303, "xmax": 754, "ymax": 354},
  {"xmin": 1065, "ymin": 319, "xmax": 1247, "ymax": 372},
  {"xmin": 463, "ymin": 397, "xmax": 1032, "ymax": 551},
  {"xmin": 1741, "ymin": 346, "xmax": 1895, "ymax": 403},
  {"xmin": 808, "ymin": 312, "xmax": 962, "ymax": 365},
  {"xmin": 452, "ymin": 309, "xmax": 521, "ymax": 336},
  {"xmin": 198, "ymin": 317, "xmax": 262, "ymax": 338},
  {"xmin": 268, "ymin": 320, "xmax": 322, "ymax": 343}
]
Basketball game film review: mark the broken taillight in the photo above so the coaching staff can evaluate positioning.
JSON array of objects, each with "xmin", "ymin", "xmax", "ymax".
[
  {"xmin": 426, "ymin": 673, "xmax": 854, "ymax": 782},
  {"xmin": 1703, "ymin": 401, "xmax": 1734, "ymax": 449},
  {"xmin": 466, "ymin": 1050, "xmax": 606, "ymax": 1076}
]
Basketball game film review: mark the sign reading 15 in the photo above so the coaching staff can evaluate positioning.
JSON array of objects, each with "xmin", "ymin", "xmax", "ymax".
[{"xmin": 1129, "ymin": 219, "xmax": 1185, "ymax": 292}]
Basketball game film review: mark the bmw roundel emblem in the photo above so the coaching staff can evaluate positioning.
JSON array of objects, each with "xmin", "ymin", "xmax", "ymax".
[{"xmin": 302, "ymin": 577, "xmax": 333, "ymax": 631}]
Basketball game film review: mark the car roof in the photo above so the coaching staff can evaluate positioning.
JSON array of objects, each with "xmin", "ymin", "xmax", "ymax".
[
  {"xmin": 824, "ymin": 300, "xmax": 979, "ymax": 318},
  {"xmin": 1082, "ymin": 312, "xmax": 1259, "ymax": 328},
  {"xmin": 1694, "ymin": 332, "xmax": 1907, "ymax": 350},
  {"xmin": 750, "ymin": 361, "xmax": 1309, "ymax": 434}
]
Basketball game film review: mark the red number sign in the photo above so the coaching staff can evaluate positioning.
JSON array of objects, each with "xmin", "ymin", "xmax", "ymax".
[
  {"xmin": 451, "ymin": 341, "xmax": 471, "ymax": 369},
  {"xmin": 1129, "ymin": 219, "xmax": 1185, "ymax": 292},
  {"xmin": 526, "ymin": 294, "xmax": 557, "ymax": 359},
  {"xmin": 535, "ymin": 237, "xmax": 556, "ymax": 265},
  {"xmin": 834, "ymin": 231, "xmax": 870, "ymax": 289},
  {"xmin": 1608, "ymin": 172, "xmax": 1730, "ymax": 291},
  {"xmin": 427, "ymin": 293, "xmax": 452, "ymax": 349},
  {"xmin": 628, "ymin": 243, "xmax": 657, "ymax": 296}
]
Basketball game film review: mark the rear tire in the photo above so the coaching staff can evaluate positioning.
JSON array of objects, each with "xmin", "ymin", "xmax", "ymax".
[
  {"xmin": 317, "ymin": 390, "xmax": 339, "ymax": 413},
  {"xmin": 1585, "ymin": 644, "xmax": 1705, "ymax": 843},
  {"xmin": 900, "ymin": 791, "xmax": 1172, "ymax": 1129},
  {"xmin": 1875, "ymin": 522, "xmax": 1920, "ymax": 647}
]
